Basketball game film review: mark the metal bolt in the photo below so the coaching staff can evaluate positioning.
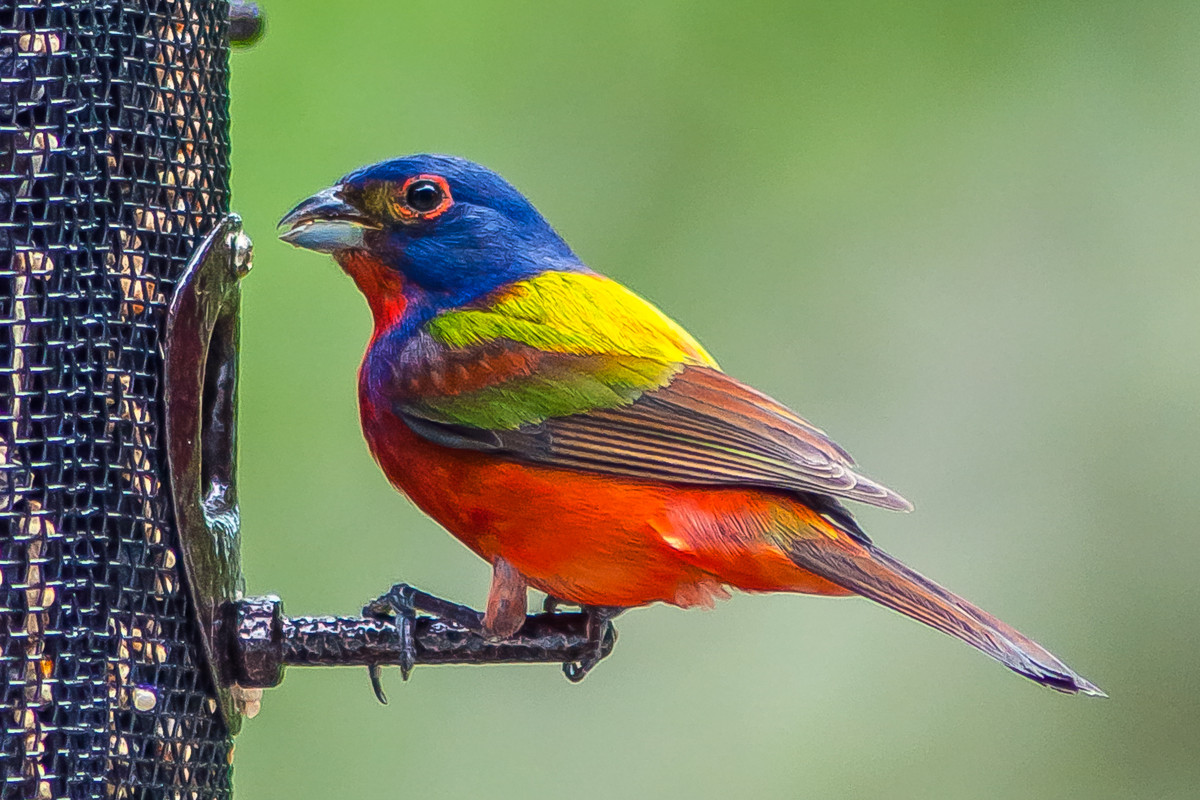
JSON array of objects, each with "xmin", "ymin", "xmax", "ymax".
[
  {"xmin": 229, "ymin": 1, "xmax": 266, "ymax": 48},
  {"xmin": 230, "ymin": 595, "xmax": 285, "ymax": 688},
  {"xmin": 228, "ymin": 230, "xmax": 253, "ymax": 278}
]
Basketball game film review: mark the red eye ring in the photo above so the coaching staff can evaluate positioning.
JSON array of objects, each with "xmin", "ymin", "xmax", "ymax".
[{"xmin": 393, "ymin": 174, "xmax": 453, "ymax": 221}]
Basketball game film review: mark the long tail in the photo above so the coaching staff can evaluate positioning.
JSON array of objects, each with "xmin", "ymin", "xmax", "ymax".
[{"xmin": 781, "ymin": 534, "xmax": 1105, "ymax": 696}]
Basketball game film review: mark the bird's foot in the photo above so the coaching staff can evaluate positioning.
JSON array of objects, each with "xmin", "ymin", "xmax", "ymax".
[
  {"xmin": 562, "ymin": 605, "xmax": 623, "ymax": 683},
  {"xmin": 363, "ymin": 583, "xmax": 485, "ymax": 702}
]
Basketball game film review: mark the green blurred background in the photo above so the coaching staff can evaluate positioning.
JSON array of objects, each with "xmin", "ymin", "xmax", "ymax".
[{"xmin": 228, "ymin": 2, "xmax": 1200, "ymax": 798}]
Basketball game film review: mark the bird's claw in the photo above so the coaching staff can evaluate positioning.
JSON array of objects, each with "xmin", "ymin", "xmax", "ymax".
[
  {"xmin": 562, "ymin": 645, "xmax": 606, "ymax": 683},
  {"xmin": 363, "ymin": 582, "xmax": 484, "ymax": 701},
  {"xmin": 367, "ymin": 663, "xmax": 389, "ymax": 704},
  {"xmin": 561, "ymin": 605, "xmax": 621, "ymax": 683}
]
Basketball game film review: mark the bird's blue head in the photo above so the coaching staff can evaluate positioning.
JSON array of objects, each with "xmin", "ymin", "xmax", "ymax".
[{"xmin": 279, "ymin": 155, "xmax": 582, "ymax": 317}]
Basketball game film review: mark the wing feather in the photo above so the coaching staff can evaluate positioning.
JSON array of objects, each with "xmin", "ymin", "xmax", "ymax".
[{"xmin": 388, "ymin": 271, "xmax": 911, "ymax": 512}]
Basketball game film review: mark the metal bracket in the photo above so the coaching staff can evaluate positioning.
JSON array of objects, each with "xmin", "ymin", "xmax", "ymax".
[{"xmin": 164, "ymin": 214, "xmax": 252, "ymax": 733}]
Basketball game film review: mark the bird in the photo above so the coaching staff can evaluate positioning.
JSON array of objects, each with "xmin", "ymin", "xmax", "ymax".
[{"xmin": 278, "ymin": 153, "xmax": 1102, "ymax": 696}]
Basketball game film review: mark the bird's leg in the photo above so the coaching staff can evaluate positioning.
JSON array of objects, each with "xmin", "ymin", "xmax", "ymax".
[
  {"xmin": 483, "ymin": 556, "xmax": 528, "ymax": 639},
  {"xmin": 562, "ymin": 605, "xmax": 624, "ymax": 683},
  {"xmin": 363, "ymin": 582, "xmax": 485, "ymax": 701}
]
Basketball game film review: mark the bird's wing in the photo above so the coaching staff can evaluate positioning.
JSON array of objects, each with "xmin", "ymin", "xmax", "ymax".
[{"xmin": 388, "ymin": 270, "xmax": 911, "ymax": 512}]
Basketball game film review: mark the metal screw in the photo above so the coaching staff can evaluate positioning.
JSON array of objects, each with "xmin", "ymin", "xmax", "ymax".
[{"xmin": 229, "ymin": 230, "xmax": 253, "ymax": 278}]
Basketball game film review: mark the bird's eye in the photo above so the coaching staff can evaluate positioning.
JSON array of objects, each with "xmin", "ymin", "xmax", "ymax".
[
  {"xmin": 392, "ymin": 174, "xmax": 452, "ymax": 222},
  {"xmin": 405, "ymin": 180, "xmax": 443, "ymax": 213}
]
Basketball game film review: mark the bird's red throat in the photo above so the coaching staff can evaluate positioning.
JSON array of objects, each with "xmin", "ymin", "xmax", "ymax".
[{"xmin": 335, "ymin": 249, "xmax": 408, "ymax": 335}]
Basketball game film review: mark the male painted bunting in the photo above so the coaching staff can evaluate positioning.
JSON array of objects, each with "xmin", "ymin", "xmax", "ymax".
[{"xmin": 279, "ymin": 154, "xmax": 1101, "ymax": 695}]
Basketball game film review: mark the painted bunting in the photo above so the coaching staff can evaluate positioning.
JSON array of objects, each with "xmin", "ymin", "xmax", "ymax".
[{"xmin": 279, "ymin": 154, "xmax": 1101, "ymax": 695}]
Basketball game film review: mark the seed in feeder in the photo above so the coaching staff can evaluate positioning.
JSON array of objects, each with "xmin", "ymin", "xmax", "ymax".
[{"xmin": 132, "ymin": 687, "xmax": 157, "ymax": 711}]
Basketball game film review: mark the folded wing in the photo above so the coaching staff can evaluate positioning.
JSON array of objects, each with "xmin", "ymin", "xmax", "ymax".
[{"xmin": 389, "ymin": 271, "xmax": 912, "ymax": 513}]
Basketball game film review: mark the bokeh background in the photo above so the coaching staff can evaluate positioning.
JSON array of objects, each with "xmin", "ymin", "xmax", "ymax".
[{"xmin": 228, "ymin": 3, "xmax": 1200, "ymax": 798}]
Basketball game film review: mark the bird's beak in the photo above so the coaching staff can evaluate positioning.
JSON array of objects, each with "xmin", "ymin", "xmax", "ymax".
[{"xmin": 277, "ymin": 186, "xmax": 379, "ymax": 253}]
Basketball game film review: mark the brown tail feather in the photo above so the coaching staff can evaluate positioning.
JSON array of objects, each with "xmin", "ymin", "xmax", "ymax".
[{"xmin": 783, "ymin": 537, "xmax": 1104, "ymax": 696}]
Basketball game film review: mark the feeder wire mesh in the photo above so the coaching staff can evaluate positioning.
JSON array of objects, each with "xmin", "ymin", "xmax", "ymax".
[{"xmin": 2, "ymin": 1, "xmax": 234, "ymax": 797}]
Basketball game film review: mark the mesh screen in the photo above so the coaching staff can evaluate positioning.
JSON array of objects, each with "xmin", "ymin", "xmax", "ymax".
[{"xmin": 2, "ymin": 2, "xmax": 234, "ymax": 797}]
